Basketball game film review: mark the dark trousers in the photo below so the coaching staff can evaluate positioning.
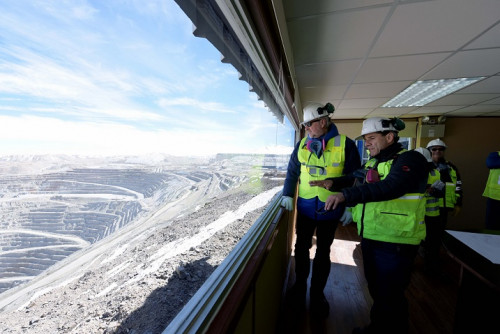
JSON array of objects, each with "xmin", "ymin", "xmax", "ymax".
[
  {"xmin": 485, "ymin": 198, "xmax": 500, "ymax": 230},
  {"xmin": 422, "ymin": 214, "xmax": 445, "ymax": 271},
  {"xmin": 294, "ymin": 212, "xmax": 338, "ymax": 294},
  {"xmin": 361, "ymin": 238, "xmax": 418, "ymax": 334}
]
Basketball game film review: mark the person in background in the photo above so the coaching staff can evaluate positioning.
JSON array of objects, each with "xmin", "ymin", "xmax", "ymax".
[
  {"xmin": 415, "ymin": 147, "xmax": 445, "ymax": 275},
  {"xmin": 483, "ymin": 151, "xmax": 500, "ymax": 230},
  {"xmin": 311, "ymin": 117, "xmax": 428, "ymax": 333},
  {"xmin": 280, "ymin": 102, "xmax": 360, "ymax": 318},
  {"xmin": 426, "ymin": 139, "xmax": 463, "ymax": 225}
]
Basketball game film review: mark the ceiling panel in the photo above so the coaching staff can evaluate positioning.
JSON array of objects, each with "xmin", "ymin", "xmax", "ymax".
[
  {"xmin": 275, "ymin": 0, "xmax": 500, "ymax": 121},
  {"xmin": 355, "ymin": 53, "xmax": 450, "ymax": 82},
  {"xmin": 423, "ymin": 49, "xmax": 500, "ymax": 79},
  {"xmin": 467, "ymin": 23, "xmax": 500, "ymax": 49},
  {"xmin": 301, "ymin": 85, "xmax": 348, "ymax": 103},
  {"xmin": 295, "ymin": 60, "xmax": 362, "ymax": 87},
  {"xmin": 333, "ymin": 109, "xmax": 374, "ymax": 119},
  {"xmin": 344, "ymin": 81, "xmax": 413, "ymax": 99},
  {"xmin": 340, "ymin": 98, "xmax": 391, "ymax": 109},
  {"xmin": 459, "ymin": 76, "xmax": 500, "ymax": 94},
  {"xmin": 480, "ymin": 96, "xmax": 500, "ymax": 105},
  {"xmin": 447, "ymin": 105, "xmax": 500, "ymax": 116},
  {"xmin": 370, "ymin": 0, "xmax": 500, "ymax": 57},
  {"xmin": 368, "ymin": 107, "xmax": 419, "ymax": 117},
  {"xmin": 407, "ymin": 106, "xmax": 466, "ymax": 115},
  {"xmin": 288, "ymin": 7, "xmax": 389, "ymax": 64},
  {"xmin": 428, "ymin": 94, "xmax": 500, "ymax": 106},
  {"xmin": 283, "ymin": 0, "xmax": 393, "ymax": 18}
]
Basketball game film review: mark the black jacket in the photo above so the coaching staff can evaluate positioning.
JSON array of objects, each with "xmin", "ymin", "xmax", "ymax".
[
  {"xmin": 330, "ymin": 142, "xmax": 428, "ymax": 207},
  {"xmin": 432, "ymin": 159, "xmax": 463, "ymax": 207}
]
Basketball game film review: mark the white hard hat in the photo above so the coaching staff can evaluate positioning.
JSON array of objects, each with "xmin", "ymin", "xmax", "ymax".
[
  {"xmin": 360, "ymin": 117, "xmax": 403, "ymax": 136},
  {"xmin": 426, "ymin": 138, "xmax": 447, "ymax": 149},
  {"xmin": 301, "ymin": 103, "xmax": 335, "ymax": 125},
  {"xmin": 414, "ymin": 147, "xmax": 432, "ymax": 162}
]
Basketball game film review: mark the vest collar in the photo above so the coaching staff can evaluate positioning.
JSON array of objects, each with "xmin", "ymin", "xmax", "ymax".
[{"xmin": 373, "ymin": 142, "xmax": 403, "ymax": 162}]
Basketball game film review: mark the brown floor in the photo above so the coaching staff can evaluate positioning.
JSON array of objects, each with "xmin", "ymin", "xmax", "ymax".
[{"xmin": 279, "ymin": 224, "xmax": 460, "ymax": 334}]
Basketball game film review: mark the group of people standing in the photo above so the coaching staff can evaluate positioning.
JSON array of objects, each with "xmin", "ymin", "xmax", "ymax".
[
  {"xmin": 415, "ymin": 139, "xmax": 462, "ymax": 275},
  {"xmin": 280, "ymin": 102, "xmax": 473, "ymax": 333}
]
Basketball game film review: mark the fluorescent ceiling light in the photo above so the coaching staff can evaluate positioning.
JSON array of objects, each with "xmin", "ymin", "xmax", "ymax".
[{"xmin": 382, "ymin": 77, "xmax": 485, "ymax": 107}]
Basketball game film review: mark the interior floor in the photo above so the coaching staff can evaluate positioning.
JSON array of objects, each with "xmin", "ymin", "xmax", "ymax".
[{"xmin": 279, "ymin": 223, "xmax": 460, "ymax": 334}]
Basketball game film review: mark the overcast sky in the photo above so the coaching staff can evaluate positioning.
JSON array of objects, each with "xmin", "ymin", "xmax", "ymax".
[{"xmin": 0, "ymin": 0, "xmax": 294, "ymax": 157}]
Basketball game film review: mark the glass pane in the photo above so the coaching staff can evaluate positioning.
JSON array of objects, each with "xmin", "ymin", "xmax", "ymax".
[
  {"xmin": 356, "ymin": 137, "xmax": 413, "ymax": 164},
  {"xmin": 0, "ymin": 2, "xmax": 295, "ymax": 332}
]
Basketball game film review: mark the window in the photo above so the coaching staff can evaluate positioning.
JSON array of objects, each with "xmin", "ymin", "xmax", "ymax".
[{"xmin": 356, "ymin": 137, "xmax": 413, "ymax": 164}]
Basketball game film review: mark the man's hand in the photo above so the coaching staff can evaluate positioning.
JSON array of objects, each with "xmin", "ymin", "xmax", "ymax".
[
  {"xmin": 452, "ymin": 205, "xmax": 461, "ymax": 216},
  {"xmin": 430, "ymin": 180, "xmax": 445, "ymax": 191},
  {"xmin": 325, "ymin": 193, "xmax": 345, "ymax": 211},
  {"xmin": 280, "ymin": 196, "xmax": 294, "ymax": 211},
  {"xmin": 340, "ymin": 209, "xmax": 353, "ymax": 226},
  {"xmin": 309, "ymin": 179, "xmax": 333, "ymax": 190}
]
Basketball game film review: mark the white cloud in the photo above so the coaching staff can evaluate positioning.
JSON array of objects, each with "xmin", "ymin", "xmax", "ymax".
[
  {"xmin": 0, "ymin": 115, "xmax": 285, "ymax": 157},
  {"xmin": 158, "ymin": 97, "xmax": 236, "ymax": 114},
  {"xmin": 0, "ymin": 1, "xmax": 294, "ymax": 157}
]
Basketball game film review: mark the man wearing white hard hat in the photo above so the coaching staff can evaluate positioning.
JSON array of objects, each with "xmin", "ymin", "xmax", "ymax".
[
  {"xmin": 424, "ymin": 139, "xmax": 462, "ymax": 277},
  {"xmin": 426, "ymin": 138, "xmax": 463, "ymax": 219},
  {"xmin": 311, "ymin": 117, "xmax": 428, "ymax": 333},
  {"xmin": 414, "ymin": 147, "xmax": 445, "ymax": 275},
  {"xmin": 280, "ymin": 102, "xmax": 361, "ymax": 318}
]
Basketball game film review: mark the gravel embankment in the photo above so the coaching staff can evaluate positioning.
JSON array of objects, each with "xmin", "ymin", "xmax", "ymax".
[{"xmin": 0, "ymin": 175, "xmax": 283, "ymax": 334}]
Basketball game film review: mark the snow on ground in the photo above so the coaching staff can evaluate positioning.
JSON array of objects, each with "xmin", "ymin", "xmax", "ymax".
[
  {"xmin": 0, "ymin": 155, "xmax": 240, "ymax": 294},
  {"xmin": 126, "ymin": 186, "xmax": 281, "ymax": 285},
  {"xmin": 0, "ymin": 159, "xmax": 285, "ymax": 334}
]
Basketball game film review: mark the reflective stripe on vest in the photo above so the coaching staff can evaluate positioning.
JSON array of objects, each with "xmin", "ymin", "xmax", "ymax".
[
  {"xmin": 425, "ymin": 169, "xmax": 441, "ymax": 217},
  {"xmin": 352, "ymin": 151, "xmax": 426, "ymax": 245},
  {"xmin": 483, "ymin": 168, "xmax": 500, "ymax": 200},
  {"xmin": 439, "ymin": 166, "xmax": 458, "ymax": 208},
  {"xmin": 297, "ymin": 134, "xmax": 346, "ymax": 202}
]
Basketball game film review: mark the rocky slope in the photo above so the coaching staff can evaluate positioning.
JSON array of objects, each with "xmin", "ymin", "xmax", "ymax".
[{"xmin": 0, "ymin": 174, "xmax": 284, "ymax": 333}]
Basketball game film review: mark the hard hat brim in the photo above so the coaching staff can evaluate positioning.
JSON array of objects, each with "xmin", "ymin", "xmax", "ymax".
[{"xmin": 300, "ymin": 115, "xmax": 328, "ymax": 126}]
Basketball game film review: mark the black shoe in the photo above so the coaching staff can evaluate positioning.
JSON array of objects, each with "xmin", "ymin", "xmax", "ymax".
[{"xmin": 310, "ymin": 291, "xmax": 329, "ymax": 318}]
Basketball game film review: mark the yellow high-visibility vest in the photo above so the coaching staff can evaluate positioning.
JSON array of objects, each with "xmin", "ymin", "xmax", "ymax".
[
  {"xmin": 483, "ymin": 167, "xmax": 500, "ymax": 200},
  {"xmin": 352, "ymin": 151, "xmax": 426, "ymax": 245},
  {"xmin": 425, "ymin": 169, "xmax": 441, "ymax": 217},
  {"xmin": 297, "ymin": 135, "xmax": 346, "ymax": 201}
]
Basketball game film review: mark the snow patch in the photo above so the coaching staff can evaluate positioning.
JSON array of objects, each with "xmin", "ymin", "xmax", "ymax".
[
  {"xmin": 125, "ymin": 186, "xmax": 281, "ymax": 286},
  {"xmin": 102, "ymin": 244, "xmax": 129, "ymax": 264},
  {"xmin": 96, "ymin": 283, "xmax": 118, "ymax": 298}
]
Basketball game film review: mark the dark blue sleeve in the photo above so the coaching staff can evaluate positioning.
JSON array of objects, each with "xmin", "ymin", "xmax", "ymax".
[
  {"xmin": 486, "ymin": 151, "xmax": 500, "ymax": 169},
  {"xmin": 343, "ymin": 137, "xmax": 362, "ymax": 174},
  {"xmin": 282, "ymin": 141, "xmax": 301, "ymax": 197}
]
